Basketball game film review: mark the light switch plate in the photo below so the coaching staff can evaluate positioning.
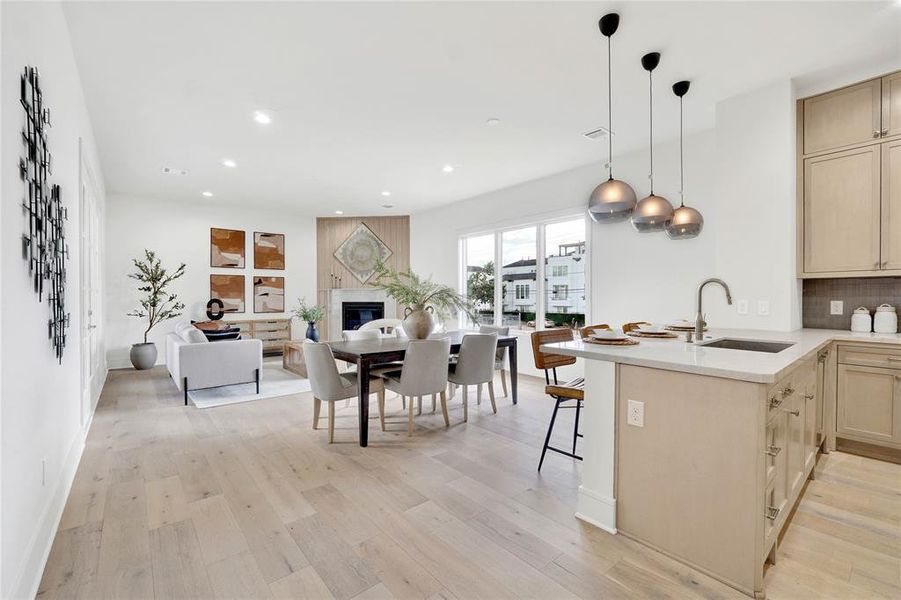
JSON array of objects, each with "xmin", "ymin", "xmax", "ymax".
[
  {"xmin": 627, "ymin": 399, "xmax": 644, "ymax": 427},
  {"xmin": 737, "ymin": 299, "xmax": 749, "ymax": 315},
  {"xmin": 830, "ymin": 300, "xmax": 844, "ymax": 315},
  {"xmin": 758, "ymin": 300, "xmax": 770, "ymax": 316}
]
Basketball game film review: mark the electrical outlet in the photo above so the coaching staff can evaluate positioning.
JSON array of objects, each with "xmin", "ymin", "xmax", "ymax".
[
  {"xmin": 757, "ymin": 300, "xmax": 770, "ymax": 316},
  {"xmin": 830, "ymin": 300, "xmax": 844, "ymax": 315},
  {"xmin": 737, "ymin": 299, "xmax": 749, "ymax": 315},
  {"xmin": 627, "ymin": 399, "xmax": 644, "ymax": 427}
]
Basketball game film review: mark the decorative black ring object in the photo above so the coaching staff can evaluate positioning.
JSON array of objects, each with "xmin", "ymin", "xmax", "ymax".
[
  {"xmin": 206, "ymin": 298, "xmax": 225, "ymax": 321},
  {"xmin": 598, "ymin": 13, "xmax": 619, "ymax": 37}
]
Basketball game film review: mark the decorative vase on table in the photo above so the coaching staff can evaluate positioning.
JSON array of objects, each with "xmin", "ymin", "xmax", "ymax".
[
  {"xmin": 130, "ymin": 342, "xmax": 158, "ymax": 370},
  {"xmin": 305, "ymin": 322, "xmax": 320, "ymax": 342},
  {"xmin": 402, "ymin": 305, "xmax": 435, "ymax": 340}
]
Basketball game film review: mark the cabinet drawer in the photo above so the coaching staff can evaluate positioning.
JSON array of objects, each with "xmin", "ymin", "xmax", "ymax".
[
  {"xmin": 765, "ymin": 415, "xmax": 787, "ymax": 489},
  {"xmin": 255, "ymin": 320, "xmax": 290, "ymax": 332},
  {"xmin": 763, "ymin": 481, "xmax": 786, "ymax": 544},
  {"xmin": 838, "ymin": 345, "xmax": 901, "ymax": 369}
]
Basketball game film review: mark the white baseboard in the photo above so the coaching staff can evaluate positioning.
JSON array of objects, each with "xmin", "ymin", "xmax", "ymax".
[{"xmin": 576, "ymin": 485, "xmax": 617, "ymax": 534}]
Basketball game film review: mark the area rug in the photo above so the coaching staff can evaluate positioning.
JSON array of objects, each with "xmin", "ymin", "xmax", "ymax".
[{"xmin": 187, "ymin": 363, "xmax": 311, "ymax": 409}]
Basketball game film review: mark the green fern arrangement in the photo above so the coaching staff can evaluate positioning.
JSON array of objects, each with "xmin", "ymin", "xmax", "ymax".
[
  {"xmin": 371, "ymin": 263, "xmax": 477, "ymax": 324},
  {"xmin": 292, "ymin": 297, "xmax": 325, "ymax": 323},
  {"xmin": 127, "ymin": 250, "xmax": 186, "ymax": 343}
]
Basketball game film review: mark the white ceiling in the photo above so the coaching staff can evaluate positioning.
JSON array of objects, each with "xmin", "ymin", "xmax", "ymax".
[{"xmin": 63, "ymin": 1, "xmax": 900, "ymax": 215}]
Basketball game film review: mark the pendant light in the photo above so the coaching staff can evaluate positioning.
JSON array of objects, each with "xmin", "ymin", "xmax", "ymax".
[
  {"xmin": 588, "ymin": 13, "xmax": 637, "ymax": 223},
  {"xmin": 631, "ymin": 52, "xmax": 674, "ymax": 232},
  {"xmin": 666, "ymin": 80, "xmax": 704, "ymax": 239}
]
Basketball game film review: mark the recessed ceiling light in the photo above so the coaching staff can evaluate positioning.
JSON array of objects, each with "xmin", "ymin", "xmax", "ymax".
[
  {"xmin": 442, "ymin": 164, "xmax": 454, "ymax": 173},
  {"xmin": 253, "ymin": 110, "xmax": 272, "ymax": 125},
  {"xmin": 381, "ymin": 190, "xmax": 391, "ymax": 197},
  {"xmin": 202, "ymin": 191, "xmax": 214, "ymax": 197},
  {"xmin": 335, "ymin": 210, "xmax": 344, "ymax": 215},
  {"xmin": 222, "ymin": 158, "xmax": 237, "ymax": 168},
  {"xmin": 486, "ymin": 118, "xmax": 500, "ymax": 126}
]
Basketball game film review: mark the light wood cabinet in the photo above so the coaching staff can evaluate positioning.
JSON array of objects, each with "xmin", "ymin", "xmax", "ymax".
[
  {"xmin": 803, "ymin": 78, "xmax": 881, "ymax": 155},
  {"xmin": 837, "ymin": 362, "xmax": 901, "ymax": 447},
  {"xmin": 882, "ymin": 139, "xmax": 901, "ymax": 269},
  {"xmin": 224, "ymin": 317, "xmax": 292, "ymax": 355},
  {"xmin": 883, "ymin": 71, "xmax": 901, "ymax": 139},
  {"xmin": 802, "ymin": 146, "xmax": 881, "ymax": 273}
]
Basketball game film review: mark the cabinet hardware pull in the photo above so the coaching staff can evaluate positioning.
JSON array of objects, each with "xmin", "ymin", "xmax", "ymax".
[
  {"xmin": 873, "ymin": 130, "xmax": 882, "ymax": 138},
  {"xmin": 765, "ymin": 445, "xmax": 782, "ymax": 457},
  {"xmin": 769, "ymin": 396, "xmax": 783, "ymax": 409},
  {"xmin": 887, "ymin": 357, "xmax": 901, "ymax": 361},
  {"xmin": 882, "ymin": 129, "xmax": 889, "ymax": 137},
  {"xmin": 785, "ymin": 409, "xmax": 801, "ymax": 417},
  {"xmin": 804, "ymin": 394, "xmax": 815, "ymax": 401},
  {"xmin": 765, "ymin": 506, "xmax": 780, "ymax": 521},
  {"xmin": 780, "ymin": 387, "xmax": 795, "ymax": 398}
]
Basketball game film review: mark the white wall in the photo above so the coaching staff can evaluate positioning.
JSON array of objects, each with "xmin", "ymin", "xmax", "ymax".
[
  {"xmin": 1, "ymin": 2, "xmax": 106, "ymax": 598},
  {"xmin": 105, "ymin": 194, "xmax": 317, "ymax": 368}
]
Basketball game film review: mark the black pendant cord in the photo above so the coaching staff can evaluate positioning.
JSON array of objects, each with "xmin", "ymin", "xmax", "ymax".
[
  {"xmin": 607, "ymin": 35, "xmax": 613, "ymax": 180},
  {"xmin": 648, "ymin": 69, "xmax": 654, "ymax": 194},
  {"xmin": 679, "ymin": 95, "xmax": 684, "ymax": 207}
]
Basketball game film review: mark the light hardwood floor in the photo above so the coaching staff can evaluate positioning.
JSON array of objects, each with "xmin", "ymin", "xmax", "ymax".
[{"xmin": 38, "ymin": 366, "xmax": 901, "ymax": 599}]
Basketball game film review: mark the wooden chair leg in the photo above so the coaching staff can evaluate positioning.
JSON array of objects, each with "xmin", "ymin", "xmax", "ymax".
[
  {"xmin": 402, "ymin": 396, "xmax": 406, "ymax": 410},
  {"xmin": 439, "ymin": 391, "xmax": 450, "ymax": 427},
  {"xmin": 407, "ymin": 394, "xmax": 415, "ymax": 436},
  {"xmin": 417, "ymin": 396, "xmax": 422, "ymax": 416},
  {"xmin": 500, "ymin": 369, "xmax": 508, "ymax": 397},
  {"xmin": 313, "ymin": 397, "xmax": 321, "ymax": 430},
  {"xmin": 462, "ymin": 385, "xmax": 469, "ymax": 422},
  {"xmin": 378, "ymin": 389, "xmax": 386, "ymax": 432},
  {"xmin": 431, "ymin": 393, "xmax": 437, "ymax": 414},
  {"xmin": 477, "ymin": 383, "xmax": 482, "ymax": 405},
  {"xmin": 449, "ymin": 382, "xmax": 456, "ymax": 399},
  {"xmin": 328, "ymin": 402, "xmax": 336, "ymax": 443},
  {"xmin": 487, "ymin": 381, "xmax": 497, "ymax": 414}
]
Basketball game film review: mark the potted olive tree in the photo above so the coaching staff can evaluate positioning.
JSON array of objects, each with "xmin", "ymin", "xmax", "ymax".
[
  {"xmin": 291, "ymin": 297, "xmax": 325, "ymax": 342},
  {"xmin": 371, "ymin": 263, "xmax": 476, "ymax": 339},
  {"xmin": 126, "ymin": 250, "xmax": 186, "ymax": 369}
]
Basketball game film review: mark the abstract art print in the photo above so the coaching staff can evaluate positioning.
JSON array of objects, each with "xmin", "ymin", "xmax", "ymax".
[
  {"xmin": 333, "ymin": 223, "xmax": 392, "ymax": 284},
  {"xmin": 210, "ymin": 274, "xmax": 245, "ymax": 313},
  {"xmin": 210, "ymin": 228, "xmax": 245, "ymax": 268},
  {"xmin": 253, "ymin": 276, "xmax": 285, "ymax": 313},
  {"xmin": 253, "ymin": 232, "xmax": 285, "ymax": 270}
]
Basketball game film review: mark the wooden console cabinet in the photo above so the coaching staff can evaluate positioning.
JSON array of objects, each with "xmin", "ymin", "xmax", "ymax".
[{"xmin": 225, "ymin": 317, "xmax": 292, "ymax": 355}]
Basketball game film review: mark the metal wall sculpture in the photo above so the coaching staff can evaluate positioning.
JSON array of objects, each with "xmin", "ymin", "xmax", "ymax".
[{"xmin": 19, "ymin": 66, "xmax": 69, "ymax": 363}]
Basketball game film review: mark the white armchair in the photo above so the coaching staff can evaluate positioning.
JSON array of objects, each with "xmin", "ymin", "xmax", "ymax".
[{"xmin": 166, "ymin": 323, "xmax": 263, "ymax": 405}]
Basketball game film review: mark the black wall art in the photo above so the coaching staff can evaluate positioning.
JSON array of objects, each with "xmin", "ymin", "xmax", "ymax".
[{"xmin": 19, "ymin": 66, "xmax": 69, "ymax": 363}]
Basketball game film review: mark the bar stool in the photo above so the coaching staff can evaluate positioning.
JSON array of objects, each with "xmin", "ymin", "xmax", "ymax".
[{"xmin": 530, "ymin": 329, "xmax": 584, "ymax": 471}]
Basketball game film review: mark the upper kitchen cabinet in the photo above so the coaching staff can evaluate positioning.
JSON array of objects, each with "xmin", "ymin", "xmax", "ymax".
[
  {"xmin": 803, "ymin": 78, "xmax": 881, "ymax": 155},
  {"xmin": 802, "ymin": 146, "xmax": 880, "ymax": 274},
  {"xmin": 883, "ymin": 71, "xmax": 901, "ymax": 140},
  {"xmin": 881, "ymin": 139, "xmax": 901, "ymax": 270}
]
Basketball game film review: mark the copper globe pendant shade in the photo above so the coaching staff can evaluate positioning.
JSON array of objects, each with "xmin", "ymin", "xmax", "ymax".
[
  {"xmin": 665, "ymin": 80, "xmax": 704, "ymax": 240},
  {"xmin": 588, "ymin": 13, "xmax": 637, "ymax": 223},
  {"xmin": 632, "ymin": 52, "xmax": 674, "ymax": 233}
]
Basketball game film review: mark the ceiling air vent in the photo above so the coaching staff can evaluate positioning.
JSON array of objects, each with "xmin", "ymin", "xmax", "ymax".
[
  {"xmin": 161, "ymin": 167, "xmax": 187, "ymax": 175},
  {"xmin": 582, "ymin": 126, "xmax": 611, "ymax": 141}
]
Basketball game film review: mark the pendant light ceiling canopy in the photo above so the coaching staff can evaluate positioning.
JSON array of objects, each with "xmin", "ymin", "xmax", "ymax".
[
  {"xmin": 588, "ymin": 12, "xmax": 637, "ymax": 224},
  {"xmin": 666, "ymin": 80, "xmax": 704, "ymax": 240},
  {"xmin": 631, "ymin": 52, "xmax": 674, "ymax": 233}
]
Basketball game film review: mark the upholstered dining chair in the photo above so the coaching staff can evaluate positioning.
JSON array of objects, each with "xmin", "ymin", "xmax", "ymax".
[
  {"xmin": 530, "ymin": 329, "xmax": 584, "ymax": 471},
  {"xmin": 478, "ymin": 325, "xmax": 510, "ymax": 398},
  {"xmin": 341, "ymin": 329, "xmax": 402, "ymax": 407},
  {"xmin": 359, "ymin": 318, "xmax": 403, "ymax": 337},
  {"xmin": 381, "ymin": 338, "xmax": 451, "ymax": 435},
  {"xmin": 304, "ymin": 341, "xmax": 386, "ymax": 443},
  {"xmin": 448, "ymin": 333, "xmax": 498, "ymax": 421}
]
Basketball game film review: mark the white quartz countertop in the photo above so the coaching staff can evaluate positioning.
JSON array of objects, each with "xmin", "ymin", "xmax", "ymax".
[{"xmin": 541, "ymin": 328, "xmax": 901, "ymax": 383}]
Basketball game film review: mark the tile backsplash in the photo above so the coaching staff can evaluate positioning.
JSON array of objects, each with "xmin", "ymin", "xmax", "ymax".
[{"xmin": 803, "ymin": 277, "xmax": 901, "ymax": 330}]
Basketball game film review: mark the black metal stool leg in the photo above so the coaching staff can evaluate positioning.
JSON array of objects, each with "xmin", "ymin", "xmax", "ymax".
[
  {"xmin": 573, "ymin": 399, "xmax": 582, "ymax": 455},
  {"xmin": 539, "ymin": 398, "xmax": 562, "ymax": 471}
]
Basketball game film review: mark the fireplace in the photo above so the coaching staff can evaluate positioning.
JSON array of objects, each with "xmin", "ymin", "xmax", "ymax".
[{"xmin": 342, "ymin": 301, "xmax": 385, "ymax": 331}]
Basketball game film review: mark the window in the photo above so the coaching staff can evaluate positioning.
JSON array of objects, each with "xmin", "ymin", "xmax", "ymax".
[
  {"xmin": 460, "ymin": 216, "xmax": 587, "ymax": 332},
  {"xmin": 463, "ymin": 234, "xmax": 495, "ymax": 326}
]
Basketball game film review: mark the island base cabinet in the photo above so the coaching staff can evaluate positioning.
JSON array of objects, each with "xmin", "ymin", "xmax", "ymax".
[
  {"xmin": 616, "ymin": 360, "xmax": 818, "ymax": 599},
  {"xmin": 837, "ymin": 362, "xmax": 901, "ymax": 449}
]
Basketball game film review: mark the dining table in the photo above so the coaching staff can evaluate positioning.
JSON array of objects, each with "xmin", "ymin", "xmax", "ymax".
[{"xmin": 327, "ymin": 330, "xmax": 519, "ymax": 447}]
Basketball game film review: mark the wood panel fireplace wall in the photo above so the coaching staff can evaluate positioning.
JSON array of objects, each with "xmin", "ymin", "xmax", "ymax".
[{"xmin": 316, "ymin": 216, "xmax": 409, "ymax": 339}]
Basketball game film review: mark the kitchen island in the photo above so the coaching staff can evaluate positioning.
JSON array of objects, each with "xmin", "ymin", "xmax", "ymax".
[{"xmin": 542, "ymin": 327, "xmax": 901, "ymax": 598}]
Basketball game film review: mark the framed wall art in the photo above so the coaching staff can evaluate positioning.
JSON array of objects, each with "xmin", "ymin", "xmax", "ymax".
[
  {"xmin": 253, "ymin": 231, "xmax": 285, "ymax": 270},
  {"xmin": 253, "ymin": 276, "xmax": 285, "ymax": 313},
  {"xmin": 210, "ymin": 274, "xmax": 245, "ymax": 313},
  {"xmin": 210, "ymin": 228, "xmax": 245, "ymax": 268}
]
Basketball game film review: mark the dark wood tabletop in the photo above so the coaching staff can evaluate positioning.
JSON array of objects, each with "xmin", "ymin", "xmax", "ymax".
[{"xmin": 327, "ymin": 331, "xmax": 519, "ymax": 447}]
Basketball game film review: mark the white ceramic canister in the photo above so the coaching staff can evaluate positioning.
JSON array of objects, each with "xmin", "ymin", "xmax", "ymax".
[
  {"xmin": 874, "ymin": 304, "xmax": 898, "ymax": 334},
  {"xmin": 850, "ymin": 307, "xmax": 873, "ymax": 333}
]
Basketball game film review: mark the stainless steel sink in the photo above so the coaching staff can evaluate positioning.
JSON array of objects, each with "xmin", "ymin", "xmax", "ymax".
[{"xmin": 699, "ymin": 338, "xmax": 795, "ymax": 353}]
